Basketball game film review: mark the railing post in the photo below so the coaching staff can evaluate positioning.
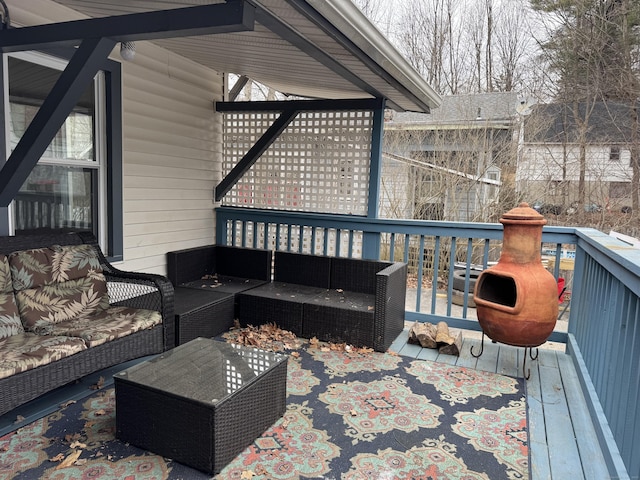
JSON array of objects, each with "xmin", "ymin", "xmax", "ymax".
[
  {"xmin": 215, "ymin": 211, "xmax": 228, "ymax": 245},
  {"xmin": 362, "ymin": 97, "xmax": 385, "ymax": 260}
]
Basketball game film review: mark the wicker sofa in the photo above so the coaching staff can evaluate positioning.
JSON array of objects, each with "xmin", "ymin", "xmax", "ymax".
[
  {"xmin": 167, "ymin": 244, "xmax": 273, "ymax": 298},
  {"xmin": 237, "ymin": 251, "xmax": 408, "ymax": 352},
  {"xmin": 0, "ymin": 231, "xmax": 174, "ymax": 416}
]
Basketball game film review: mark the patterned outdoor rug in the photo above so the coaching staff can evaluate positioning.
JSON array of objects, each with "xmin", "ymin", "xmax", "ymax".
[{"xmin": 0, "ymin": 339, "xmax": 528, "ymax": 480}]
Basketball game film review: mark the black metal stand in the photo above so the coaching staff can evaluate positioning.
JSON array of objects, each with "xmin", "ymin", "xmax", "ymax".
[{"xmin": 470, "ymin": 331, "xmax": 539, "ymax": 380}]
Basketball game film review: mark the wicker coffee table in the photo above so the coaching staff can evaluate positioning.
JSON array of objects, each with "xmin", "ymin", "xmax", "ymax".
[{"xmin": 114, "ymin": 337, "xmax": 288, "ymax": 474}]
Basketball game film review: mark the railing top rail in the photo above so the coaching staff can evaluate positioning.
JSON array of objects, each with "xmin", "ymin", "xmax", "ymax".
[
  {"xmin": 575, "ymin": 227, "xmax": 640, "ymax": 293},
  {"xmin": 216, "ymin": 206, "xmax": 579, "ymax": 243}
]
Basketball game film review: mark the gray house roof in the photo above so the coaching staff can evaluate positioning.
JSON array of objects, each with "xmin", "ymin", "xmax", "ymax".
[
  {"xmin": 386, "ymin": 92, "xmax": 518, "ymax": 128},
  {"xmin": 42, "ymin": 0, "xmax": 441, "ymax": 113},
  {"xmin": 525, "ymin": 101, "xmax": 640, "ymax": 143}
]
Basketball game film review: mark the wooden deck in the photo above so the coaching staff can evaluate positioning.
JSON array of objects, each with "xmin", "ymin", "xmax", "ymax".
[{"xmin": 390, "ymin": 328, "xmax": 611, "ymax": 480}]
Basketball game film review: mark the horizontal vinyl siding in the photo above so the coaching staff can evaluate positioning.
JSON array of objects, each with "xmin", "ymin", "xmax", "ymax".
[
  {"xmin": 8, "ymin": 0, "xmax": 224, "ymax": 276},
  {"xmin": 121, "ymin": 41, "xmax": 223, "ymax": 274}
]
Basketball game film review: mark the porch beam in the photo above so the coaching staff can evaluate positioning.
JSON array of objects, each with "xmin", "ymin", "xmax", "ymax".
[
  {"xmin": 214, "ymin": 108, "xmax": 300, "ymax": 202},
  {"xmin": 0, "ymin": 0, "xmax": 255, "ymax": 52},
  {"xmin": 0, "ymin": 37, "xmax": 116, "ymax": 207},
  {"xmin": 252, "ymin": 7, "xmax": 396, "ymax": 110},
  {"xmin": 216, "ymin": 97, "xmax": 381, "ymax": 113}
]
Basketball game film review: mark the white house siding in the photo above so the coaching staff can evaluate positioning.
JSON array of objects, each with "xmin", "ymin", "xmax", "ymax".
[
  {"xmin": 119, "ymin": 46, "xmax": 222, "ymax": 274},
  {"xmin": 517, "ymin": 144, "xmax": 633, "ymax": 208},
  {"xmin": 517, "ymin": 144, "xmax": 632, "ymax": 183},
  {"xmin": 8, "ymin": 0, "xmax": 224, "ymax": 276}
]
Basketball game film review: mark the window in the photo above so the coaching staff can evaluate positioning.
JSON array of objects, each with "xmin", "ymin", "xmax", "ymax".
[
  {"xmin": 4, "ymin": 52, "xmax": 122, "ymax": 259},
  {"xmin": 610, "ymin": 146, "xmax": 621, "ymax": 161}
]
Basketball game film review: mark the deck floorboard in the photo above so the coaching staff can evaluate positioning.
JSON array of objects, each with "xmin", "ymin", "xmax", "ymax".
[{"xmin": 392, "ymin": 328, "xmax": 609, "ymax": 480}]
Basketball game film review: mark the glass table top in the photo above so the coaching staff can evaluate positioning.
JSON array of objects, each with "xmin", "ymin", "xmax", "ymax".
[{"xmin": 115, "ymin": 338, "xmax": 288, "ymax": 405}]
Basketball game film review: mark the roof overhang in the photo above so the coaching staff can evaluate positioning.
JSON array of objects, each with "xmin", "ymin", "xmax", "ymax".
[{"xmin": 3, "ymin": 0, "xmax": 441, "ymax": 113}]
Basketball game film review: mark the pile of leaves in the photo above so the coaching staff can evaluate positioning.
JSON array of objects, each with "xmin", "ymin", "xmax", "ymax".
[
  {"xmin": 223, "ymin": 321, "xmax": 306, "ymax": 352},
  {"xmin": 223, "ymin": 321, "xmax": 377, "ymax": 357}
]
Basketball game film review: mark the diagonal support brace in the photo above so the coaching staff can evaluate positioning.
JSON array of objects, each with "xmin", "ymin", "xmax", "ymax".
[
  {"xmin": 0, "ymin": 37, "xmax": 117, "ymax": 207},
  {"xmin": 214, "ymin": 108, "xmax": 299, "ymax": 202}
]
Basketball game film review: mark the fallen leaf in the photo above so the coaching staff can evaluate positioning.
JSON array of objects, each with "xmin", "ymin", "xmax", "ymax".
[
  {"xmin": 70, "ymin": 441, "xmax": 87, "ymax": 449},
  {"xmin": 367, "ymin": 305, "xmax": 374, "ymax": 311},
  {"xmin": 55, "ymin": 450, "xmax": 82, "ymax": 470},
  {"xmin": 50, "ymin": 453, "xmax": 65, "ymax": 462},
  {"xmin": 74, "ymin": 458, "xmax": 87, "ymax": 466},
  {"xmin": 240, "ymin": 470, "xmax": 255, "ymax": 479},
  {"xmin": 90, "ymin": 376, "xmax": 105, "ymax": 390},
  {"xmin": 350, "ymin": 409, "xmax": 358, "ymax": 416},
  {"xmin": 94, "ymin": 409, "xmax": 107, "ymax": 416},
  {"xmin": 291, "ymin": 351, "xmax": 300, "ymax": 358},
  {"xmin": 336, "ymin": 289, "xmax": 344, "ymax": 293},
  {"xmin": 281, "ymin": 419, "xmax": 290, "ymax": 429},
  {"xmin": 14, "ymin": 415, "xmax": 25, "ymax": 424},
  {"xmin": 64, "ymin": 433, "xmax": 82, "ymax": 443},
  {"xmin": 60, "ymin": 400, "xmax": 76, "ymax": 408}
]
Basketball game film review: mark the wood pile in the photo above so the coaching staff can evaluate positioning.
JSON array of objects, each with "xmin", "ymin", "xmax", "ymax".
[{"xmin": 407, "ymin": 321, "xmax": 462, "ymax": 356}]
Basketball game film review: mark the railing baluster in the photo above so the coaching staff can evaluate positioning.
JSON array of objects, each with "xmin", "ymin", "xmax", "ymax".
[
  {"xmin": 431, "ymin": 236, "xmax": 441, "ymax": 315},
  {"xmin": 446, "ymin": 237, "xmax": 457, "ymax": 317},
  {"xmin": 415, "ymin": 235, "xmax": 425, "ymax": 312}
]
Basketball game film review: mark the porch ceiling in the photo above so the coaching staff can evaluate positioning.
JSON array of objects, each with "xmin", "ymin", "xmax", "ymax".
[{"xmin": 47, "ymin": 0, "xmax": 440, "ymax": 113}]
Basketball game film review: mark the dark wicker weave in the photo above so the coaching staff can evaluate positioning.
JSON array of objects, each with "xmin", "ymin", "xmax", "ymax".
[
  {"xmin": 174, "ymin": 287, "xmax": 235, "ymax": 345},
  {"xmin": 237, "ymin": 252, "xmax": 407, "ymax": 352},
  {"xmin": 237, "ymin": 252, "xmax": 331, "ymax": 335},
  {"xmin": 237, "ymin": 282, "xmax": 325, "ymax": 336},
  {"xmin": 167, "ymin": 245, "xmax": 272, "ymax": 316},
  {"xmin": 115, "ymin": 338, "xmax": 288, "ymax": 474},
  {"xmin": 0, "ymin": 231, "xmax": 174, "ymax": 416},
  {"xmin": 303, "ymin": 289, "xmax": 377, "ymax": 346}
]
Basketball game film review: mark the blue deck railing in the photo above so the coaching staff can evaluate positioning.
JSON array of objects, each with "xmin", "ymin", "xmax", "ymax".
[{"xmin": 216, "ymin": 206, "xmax": 639, "ymax": 479}]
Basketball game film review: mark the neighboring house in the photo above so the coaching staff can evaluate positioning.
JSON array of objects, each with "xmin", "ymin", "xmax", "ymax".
[
  {"xmin": 518, "ymin": 101, "xmax": 637, "ymax": 213},
  {"xmin": 0, "ymin": 0, "xmax": 440, "ymax": 275},
  {"xmin": 381, "ymin": 92, "xmax": 519, "ymax": 222}
]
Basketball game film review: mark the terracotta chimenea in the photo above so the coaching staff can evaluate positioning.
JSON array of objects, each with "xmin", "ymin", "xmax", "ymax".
[{"xmin": 473, "ymin": 202, "xmax": 558, "ymax": 347}]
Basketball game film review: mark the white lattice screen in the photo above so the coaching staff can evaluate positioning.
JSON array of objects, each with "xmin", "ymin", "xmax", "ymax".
[{"xmin": 222, "ymin": 109, "xmax": 374, "ymax": 215}]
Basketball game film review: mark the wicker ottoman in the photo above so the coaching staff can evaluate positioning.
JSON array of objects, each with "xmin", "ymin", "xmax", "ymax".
[
  {"xmin": 173, "ymin": 287, "xmax": 235, "ymax": 345},
  {"xmin": 115, "ymin": 338, "xmax": 288, "ymax": 474}
]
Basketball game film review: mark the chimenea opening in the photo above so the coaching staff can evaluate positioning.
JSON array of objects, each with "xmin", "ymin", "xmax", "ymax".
[{"xmin": 475, "ymin": 273, "xmax": 517, "ymax": 308}]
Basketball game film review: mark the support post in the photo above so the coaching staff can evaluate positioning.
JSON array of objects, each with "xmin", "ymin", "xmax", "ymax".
[{"xmin": 362, "ymin": 98, "xmax": 385, "ymax": 260}]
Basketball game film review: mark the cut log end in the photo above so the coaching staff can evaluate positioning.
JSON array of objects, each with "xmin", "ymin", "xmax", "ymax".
[{"xmin": 408, "ymin": 321, "xmax": 462, "ymax": 355}]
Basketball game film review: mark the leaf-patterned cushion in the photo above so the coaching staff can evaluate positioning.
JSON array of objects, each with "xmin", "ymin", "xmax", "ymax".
[
  {"xmin": 0, "ymin": 255, "xmax": 23, "ymax": 340},
  {"xmin": 9, "ymin": 244, "xmax": 103, "ymax": 291},
  {"xmin": 9, "ymin": 245, "xmax": 110, "ymax": 330},
  {"xmin": 46, "ymin": 306, "xmax": 162, "ymax": 348},
  {"xmin": 0, "ymin": 333, "xmax": 88, "ymax": 380}
]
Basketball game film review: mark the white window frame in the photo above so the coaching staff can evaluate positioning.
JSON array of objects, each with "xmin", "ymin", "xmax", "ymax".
[{"xmin": 4, "ymin": 51, "xmax": 107, "ymax": 246}]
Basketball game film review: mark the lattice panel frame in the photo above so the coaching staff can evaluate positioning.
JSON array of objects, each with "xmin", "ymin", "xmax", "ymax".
[{"xmin": 222, "ymin": 109, "xmax": 374, "ymax": 215}]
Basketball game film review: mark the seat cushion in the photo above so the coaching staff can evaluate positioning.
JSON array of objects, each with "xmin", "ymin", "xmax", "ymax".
[
  {"xmin": 47, "ymin": 306, "xmax": 162, "ymax": 348},
  {"xmin": 9, "ymin": 245, "xmax": 110, "ymax": 331},
  {"xmin": 0, "ymin": 333, "xmax": 88, "ymax": 380},
  {"xmin": 0, "ymin": 254, "xmax": 22, "ymax": 340}
]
